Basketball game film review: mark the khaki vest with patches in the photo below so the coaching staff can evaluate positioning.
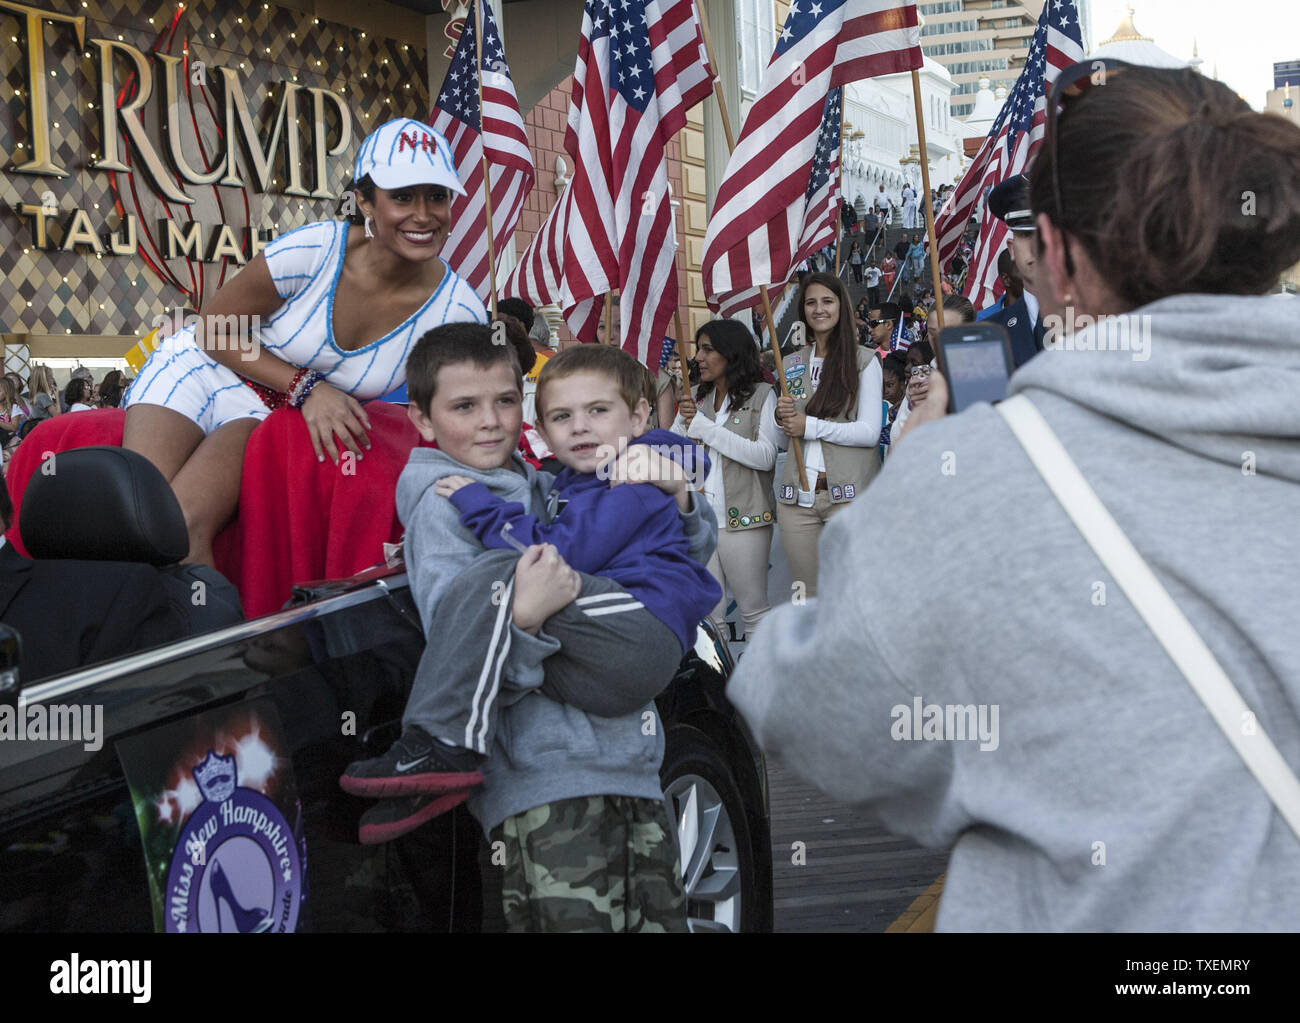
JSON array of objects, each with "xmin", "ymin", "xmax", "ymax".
[
  {"xmin": 779, "ymin": 346, "xmax": 879, "ymax": 505},
  {"xmin": 704, "ymin": 381, "xmax": 776, "ymax": 532}
]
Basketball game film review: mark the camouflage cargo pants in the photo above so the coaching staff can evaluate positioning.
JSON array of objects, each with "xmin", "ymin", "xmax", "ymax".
[{"xmin": 491, "ymin": 795, "xmax": 687, "ymax": 933}]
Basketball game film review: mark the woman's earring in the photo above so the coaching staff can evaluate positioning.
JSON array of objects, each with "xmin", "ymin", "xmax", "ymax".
[{"xmin": 364, "ymin": 216, "xmax": 374, "ymax": 239}]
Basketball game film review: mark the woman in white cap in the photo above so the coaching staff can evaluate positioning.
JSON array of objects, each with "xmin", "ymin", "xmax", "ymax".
[{"xmin": 122, "ymin": 119, "xmax": 486, "ymax": 566}]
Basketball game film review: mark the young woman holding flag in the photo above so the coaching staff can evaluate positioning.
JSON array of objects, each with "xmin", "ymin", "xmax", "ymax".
[
  {"xmin": 774, "ymin": 273, "xmax": 883, "ymax": 598},
  {"xmin": 673, "ymin": 319, "xmax": 779, "ymax": 640}
]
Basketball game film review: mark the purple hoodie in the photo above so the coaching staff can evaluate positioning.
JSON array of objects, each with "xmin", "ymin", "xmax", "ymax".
[{"xmin": 448, "ymin": 429, "xmax": 722, "ymax": 653}]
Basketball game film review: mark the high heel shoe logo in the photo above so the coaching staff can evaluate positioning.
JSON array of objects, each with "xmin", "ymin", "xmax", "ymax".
[
  {"xmin": 164, "ymin": 746, "xmax": 303, "ymax": 933},
  {"xmin": 208, "ymin": 860, "xmax": 274, "ymax": 934}
]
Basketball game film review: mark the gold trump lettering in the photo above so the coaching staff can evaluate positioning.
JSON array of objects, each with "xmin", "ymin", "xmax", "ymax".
[
  {"xmin": 0, "ymin": 0, "xmax": 87, "ymax": 176},
  {"xmin": 5, "ymin": 0, "xmax": 350, "ymax": 202}
]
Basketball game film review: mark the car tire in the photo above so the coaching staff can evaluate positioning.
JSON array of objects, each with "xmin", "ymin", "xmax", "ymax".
[{"xmin": 661, "ymin": 725, "xmax": 762, "ymax": 933}]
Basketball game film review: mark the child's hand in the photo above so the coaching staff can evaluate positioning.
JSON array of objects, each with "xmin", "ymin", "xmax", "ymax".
[
  {"xmin": 434, "ymin": 474, "xmax": 476, "ymax": 498},
  {"xmin": 512, "ymin": 544, "xmax": 581, "ymax": 635},
  {"xmin": 608, "ymin": 446, "xmax": 691, "ymax": 511}
]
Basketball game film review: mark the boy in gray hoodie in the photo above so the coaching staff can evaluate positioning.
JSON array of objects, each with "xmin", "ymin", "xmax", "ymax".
[{"xmin": 343, "ymin": 323, "xmax": 718, "ymax": 930}]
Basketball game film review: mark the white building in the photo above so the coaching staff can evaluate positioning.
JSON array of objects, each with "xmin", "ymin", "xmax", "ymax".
[
  {"xmin": 841, "ymin": 57, "xmax": 965, "ymax": 220},
  {"xmin": 1090, "ymin": 4, "xmax": 1193, "ymax": 69}
]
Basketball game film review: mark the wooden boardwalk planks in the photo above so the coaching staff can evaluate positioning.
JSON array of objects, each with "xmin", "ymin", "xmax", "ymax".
[{"xmin": 767, "ymin": 758, "xmax": 950, "ymax": 933}]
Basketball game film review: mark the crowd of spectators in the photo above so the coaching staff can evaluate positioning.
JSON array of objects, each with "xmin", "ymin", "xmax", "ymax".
[{"xmin": 0, "ymin": 366, "xmax": 133, "ymax": 471}]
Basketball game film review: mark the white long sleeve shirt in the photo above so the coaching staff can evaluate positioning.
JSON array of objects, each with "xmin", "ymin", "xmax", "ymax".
[
  {"xmin": 673, "ymin": 389, "xmax": 780, "ymax": 527},
  {"xmin": 793, "ymin": 357, "xmax": 884, "ymax": 476}
]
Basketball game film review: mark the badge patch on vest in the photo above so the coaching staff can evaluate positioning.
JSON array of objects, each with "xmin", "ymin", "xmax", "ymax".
[
  {"xmin": 843, "ymin": 484, "xmax": 856, "ymax": 499},
  {"xmin": 830, "ymin": 485, "xmax": 843, "ymax": 501},
  {"xmin": 780, "ymin": 485, "xmax": 795, "ymax": 501}
]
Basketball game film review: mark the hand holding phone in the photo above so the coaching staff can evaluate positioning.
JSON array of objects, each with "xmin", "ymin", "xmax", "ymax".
[{"xmin": 933, "ymin": 322, "xmax": 1015, "ymax": 413}]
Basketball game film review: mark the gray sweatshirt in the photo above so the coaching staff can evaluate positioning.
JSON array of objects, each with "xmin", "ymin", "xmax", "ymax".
[
  {"xmin": 396, "ymin": 445, "xmax": 720, "ymax": 832},
  {"xmin": 728, "ymin": 293, "xmax": 1300, "ymax": 931}
]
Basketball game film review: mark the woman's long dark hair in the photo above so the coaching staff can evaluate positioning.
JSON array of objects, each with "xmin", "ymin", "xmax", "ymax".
[
  {"xmin": 693, "ymin": 319, "xmax": 765, "ymax": 412},
  {"xmin": 797, "ymin": 272, "xmax": 860, "ymax": 420}
]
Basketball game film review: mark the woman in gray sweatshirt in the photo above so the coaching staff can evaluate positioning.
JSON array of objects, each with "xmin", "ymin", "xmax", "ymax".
[{"xmin": 728, "ymin": 64, "xmax": 1300, "ymax": 931}]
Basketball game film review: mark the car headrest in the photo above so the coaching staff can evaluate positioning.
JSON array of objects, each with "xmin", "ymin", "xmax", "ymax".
[{"xmin": 20, "ymin": 447, "xmax": 189, "ymax": 566}]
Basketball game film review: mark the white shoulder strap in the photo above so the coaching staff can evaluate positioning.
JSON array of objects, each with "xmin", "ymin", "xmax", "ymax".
[{"xmin": 996, "ymin": 394, "xmax": 1300, "ymax": 841}]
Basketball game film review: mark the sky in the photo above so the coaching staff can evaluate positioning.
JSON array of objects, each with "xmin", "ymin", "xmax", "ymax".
[{"xmin": 1086, "ymin": 0, "xmax": 1299, "ymax": 110}]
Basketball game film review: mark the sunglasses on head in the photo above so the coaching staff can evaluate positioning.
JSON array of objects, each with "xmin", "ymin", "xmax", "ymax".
[{"xmin": 1044, "ymin": 58, "xmax": 1133, "ymax": 276}]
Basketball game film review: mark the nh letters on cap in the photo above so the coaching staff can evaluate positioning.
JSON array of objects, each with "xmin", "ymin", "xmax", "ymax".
[{"xmin": 399, "ymin": 131, "xmax": 438, "ymax": 154}]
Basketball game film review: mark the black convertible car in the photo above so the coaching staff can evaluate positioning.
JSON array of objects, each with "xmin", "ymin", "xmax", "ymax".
[{"xmin": 0, "ymin": 448, "xmax": 773, "ymax": 932}]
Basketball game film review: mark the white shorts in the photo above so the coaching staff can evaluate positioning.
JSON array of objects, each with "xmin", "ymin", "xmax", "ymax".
[{"xmin": 122, "ymin": 329, "xmax": 272, "ymax": 434}]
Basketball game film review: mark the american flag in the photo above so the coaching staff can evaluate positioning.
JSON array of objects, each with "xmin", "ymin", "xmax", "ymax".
[
  {"xmin": 561, "ymin": 0, "xmax": 714, "ymax": 369},
  {"xmin": 701, "ymin": 0, "xmax": 921, "ymax": 315},
  {"xmin": 429, "ymin": 0, "xmax": 534, "ymax": 302},
  {"xmin": 502, "ymin": 185, "xmax": 570, "ymax": 311},
  {"xmin": 932, "ymin": 0, "xmax": 1085, "ymax": 309}
]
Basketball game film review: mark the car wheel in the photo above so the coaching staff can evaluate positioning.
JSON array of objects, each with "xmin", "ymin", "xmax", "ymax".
[{"xmin": 661, "ymin": 725, "xmax": 759, "ymax": 933}]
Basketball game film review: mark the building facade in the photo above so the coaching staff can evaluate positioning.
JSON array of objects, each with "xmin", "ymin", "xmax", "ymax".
[
  {"xmin": 0, "ymin": 0, "xmax": 961, "ymax": 374},
  {"xmin": 916, "ymin": 0, "xmax": 1094, "ymax": 118}
]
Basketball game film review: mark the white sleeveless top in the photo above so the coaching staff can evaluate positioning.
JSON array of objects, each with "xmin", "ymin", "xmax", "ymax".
[{"xmin": 126, "ymin": 220, "xmax": 486, "ymax": 422}]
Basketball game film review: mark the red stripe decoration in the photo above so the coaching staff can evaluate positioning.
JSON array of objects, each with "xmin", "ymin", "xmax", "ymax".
[
  {"xmin": 701, "ymin": 0, "xmax": 921, "ymax": 317},
  {"xmin": 559, "ymin": 0, "xmax": 714, "ymax": 369},
  {"xmin": 429, "ymin": 0, "xmax": 534, "ymax": 302}
]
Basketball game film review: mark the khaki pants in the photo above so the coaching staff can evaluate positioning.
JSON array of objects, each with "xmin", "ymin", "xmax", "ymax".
[
  {"xmin": 777, "ymin": 493, "xmax": 850, "ymax": 599},
  {"xmin": 706, "ymin": 524, "xmax": 773, "ymax": 640}
]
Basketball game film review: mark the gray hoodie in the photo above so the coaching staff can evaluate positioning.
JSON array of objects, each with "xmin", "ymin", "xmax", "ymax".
[
  {"xmin": 396, "ymin": 445, "xmax": 720, "ymax": 832},
  {"xmin": 728, "ymin": 293, "xmax": 1300, "ymax": 931}
]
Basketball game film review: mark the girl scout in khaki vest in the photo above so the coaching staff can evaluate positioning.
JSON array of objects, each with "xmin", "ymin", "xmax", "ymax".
[
  {"xmin": 672, "ymin": 320, "xmax": 780, "ymax": 639},
  {"xmin": 776, "ymin": 273, "xmax": 884, "ymax": 597}
]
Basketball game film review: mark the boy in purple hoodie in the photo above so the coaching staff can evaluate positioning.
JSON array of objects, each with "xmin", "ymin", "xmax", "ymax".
[{"xmin": 342, "ymin": 343, "xmax": 721, "ymax": 830}]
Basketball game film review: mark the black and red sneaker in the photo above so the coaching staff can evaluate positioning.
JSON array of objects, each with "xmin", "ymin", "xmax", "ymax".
[
  {"xmin": 358, "ymin": 791, "xmax": 470, "ymax": 845},
  {"xmin": 339, "ymin": 725, "xmax": 485, "ymax": 797}
]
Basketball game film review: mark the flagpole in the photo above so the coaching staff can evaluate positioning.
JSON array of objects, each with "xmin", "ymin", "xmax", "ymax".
[
  {"xmin": 474, "ymin": 0, "xmax": 498, "ymax": 322},
  {"xmin": 910, "ymin": 69, "xmax": 945, "ymax": 348},
  {"xmin": 834, "ymin": 119, "xmax": 846, "ymax": 276},
  {"xmin": 604, "ymin": 291, "xmax": 614, "ymax": 345},
  {"xmin": 697, "ymin": 0, "xmax": 809, "ymax": 493}
]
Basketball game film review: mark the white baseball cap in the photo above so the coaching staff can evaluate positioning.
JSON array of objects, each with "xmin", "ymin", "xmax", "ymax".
[{"xmin": 353, "ymin": 118, "xmax": 465, "ymax": 195}]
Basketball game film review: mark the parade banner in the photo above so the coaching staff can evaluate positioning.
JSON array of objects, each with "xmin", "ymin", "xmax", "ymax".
[{"xmin": 116, "ymin": 698, "xmax": 307, "ymax": 934}]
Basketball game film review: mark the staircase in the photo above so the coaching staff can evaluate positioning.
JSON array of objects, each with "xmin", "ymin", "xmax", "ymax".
[{"xmin": 767, "ymin": 209, "xmax": 930, "ymax": 349}]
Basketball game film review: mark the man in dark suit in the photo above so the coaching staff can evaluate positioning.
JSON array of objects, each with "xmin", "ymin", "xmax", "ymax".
[
  {"xmin": 0, "ymin": 476, "xmax": 188, "ymax": 683},
  {"xmin": 985, "ymin": 174, "xmax": 1047, "ymax": 370}
]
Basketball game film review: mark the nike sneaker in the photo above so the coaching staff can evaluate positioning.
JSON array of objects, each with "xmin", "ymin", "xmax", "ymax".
[
  {"xmin": 358, "ymin": 791, "xmax": 470, "ymax": 845},
  {"xmin": 339, "ymin": 725, "xmax": 485, "ymax": 797}
]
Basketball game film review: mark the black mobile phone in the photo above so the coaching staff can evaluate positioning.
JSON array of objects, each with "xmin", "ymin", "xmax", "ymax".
[{"xmin": 934, "ymin": 322, "xmax": 1015, "ymax": 414}]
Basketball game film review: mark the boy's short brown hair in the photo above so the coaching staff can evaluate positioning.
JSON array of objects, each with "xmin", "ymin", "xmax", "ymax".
[
  {"xmin": 535, "ymin": 343, "xmax": 646, "ymax": 419},
  {"xmin": 405, "ymin": 322, "xmax": 522, "ymax": 416}
]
